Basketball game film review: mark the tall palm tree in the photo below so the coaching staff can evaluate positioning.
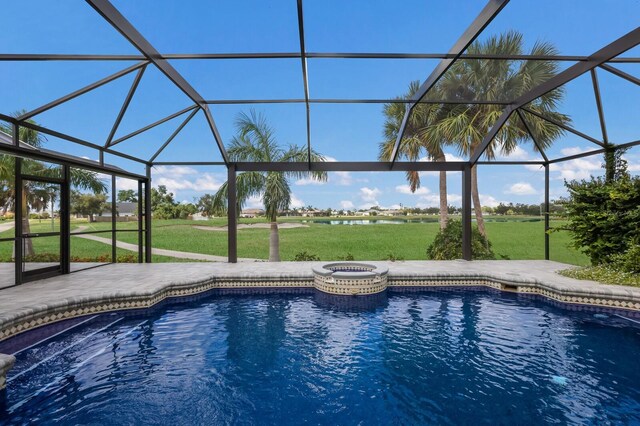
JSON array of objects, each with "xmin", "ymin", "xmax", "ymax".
[
  {"xmin": 424, "ymin": 31, "xmax": 569, "ymax": 237},
  {"xmin": 212, "ymin": 110, "xmax": 327, "ymax": 261},
  {"xmin": 379, "ymin": 81, "xmax": 451, "ymax": 229},
  {"xmin": 0, "ymin": 112, "xmax": 107, "ymax": 257}
]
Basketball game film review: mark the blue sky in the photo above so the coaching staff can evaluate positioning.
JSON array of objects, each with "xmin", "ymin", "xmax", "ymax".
[{"xmin": 1, "ymin": 0, "xmax": 639, "ymax": 209}]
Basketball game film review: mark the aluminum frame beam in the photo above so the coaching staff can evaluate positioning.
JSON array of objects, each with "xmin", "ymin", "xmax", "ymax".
[
  {"xmin": 4, "ymin": 53, "xmax": 640, "ymax": 62},
  {"xmin": 600, "ymin": 64, "xmax": 640, "ymax": 86},
  {"xmin": 470, "ymin": 26, "xmax": 640, "ymax": 165},
  {"xmin": 515, "ymin": 109, "xmax": 549, "ymax": 162},
  {"xmin": 85, "ymin": 0, "xmax": 229, "ymax": 163},
  {"xmin": 296, "ymin": 0, "xmax": 312, "ymax": 164},
  {"xmin": 521, "ymin": 107, "xmax": 605, "ymax": 148},
  {"xmin": 109, "ymin": 105, "xmax": 198, "ymax": 146},
  {"xmin": 590, "ymin": 69, "xmax": 609, "ymax": 145},
  {"xmin": 233, "ymin": 161, "xmax": 468, "ymax": 172},
  {"xmin": 15, "ymin": 121, "xmax": 150, "ymax": 166},
  {"xmin": 105, "ymin": 64, "xmax": 147, "ymax": 146},
  {"xmin": 17, "ymin": 61, "xmax": 148, "ymax": 121},
  {"xmin": 203, "ymin": 98, "xmax": 511, "ymax": 105},
  {"xmin": 149, "ymin": 107, "xmax": 200, "ymax": 163},
  {"xmin": 390, "ymin": 0, "xmax": 509, "ymax": 164}
]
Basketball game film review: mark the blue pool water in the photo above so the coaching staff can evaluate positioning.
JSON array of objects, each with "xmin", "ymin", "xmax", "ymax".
[{"xmin": 2, "ymin": 289, "xmax": 640, "ymax": 425}]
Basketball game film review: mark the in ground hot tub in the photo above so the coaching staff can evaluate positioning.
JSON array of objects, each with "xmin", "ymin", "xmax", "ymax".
[{"xmin": 312, "ymin": 262, "xmax": 389, "ymax": 295}]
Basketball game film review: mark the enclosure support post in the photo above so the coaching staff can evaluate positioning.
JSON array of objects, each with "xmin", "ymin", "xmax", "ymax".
[
  {"xmin": 111, "ymin": 175, "xmax": 117, "ymax": 263},
  {"xmin": 137, "ymin": 180, "xmax": 143, "ymax": 263},
  {"xmin": 61, "ymin": 165, "xmax": 71, "ymax": 274},
  {"xmin": 544, "ymin": 163, "xmax": 550, "ymax": 260},
  {"xmin": 462, "ymin": 164, "xmax": 472, "ymax": 261},
  {"xmin": 227, "ymin": 164, "xmax": 237, "ymax": 263},
  {"xmin": 145, "ymin": 166, "xmax": 152, "ymax": 263},
  {"xmin": 14, "ymin": 157, "xmax": 22, "ymax": 285}
]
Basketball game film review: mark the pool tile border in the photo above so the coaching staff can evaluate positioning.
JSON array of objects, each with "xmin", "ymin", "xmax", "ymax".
[{"xmin": 2, "ymin": 273, "xmax": 640, "ymax": 345}]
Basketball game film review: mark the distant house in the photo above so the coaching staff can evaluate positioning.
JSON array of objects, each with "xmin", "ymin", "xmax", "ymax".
[
  {"xmin": 101, "ymin": 202, "xmax": 137, "ymax": 217},
  {"xmin": 240, "ymin": 208, "xmax": 265, "ymax": 218},
  {"xmin": 301, "ymin": 208, "xmax": 321, "ymax": 217},
  {"xmin": 383, "ymin": 209, "xmax": 404, "ymax": 216},
  {"xmin": 191, "ymin": 212, "xmax": 209, "ymax": 221}
]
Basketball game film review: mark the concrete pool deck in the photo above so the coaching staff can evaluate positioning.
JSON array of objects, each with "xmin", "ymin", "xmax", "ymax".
[{"xmin": 1, "ymin": 260, "xmax": 640, "ymax": 345}]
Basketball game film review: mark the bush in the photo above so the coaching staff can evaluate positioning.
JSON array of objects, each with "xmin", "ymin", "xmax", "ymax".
[
  {"xmin": 293, "ymin": 251, "xmax": 320, "ymax": 261},
  {"xmin": 383, "ymin": 252, "xmax": 404, "ymax": 262},
  {"xmin": 426, "ymin": 220, "xmax": 495, "ymax": 260},
  {"xmin": 560, "ymin": 173, "xmax": 640, "ymax": 265},
  {"xmin": 337, "ymin": 253, "xmax": 355, "ymax": 261},
  {"xmin": 611, "ymin": 244, "xmax": 640, "ymax": 274}
]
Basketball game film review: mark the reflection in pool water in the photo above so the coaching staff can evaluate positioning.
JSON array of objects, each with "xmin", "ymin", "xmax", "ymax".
[{"xmin": 2, "ymin": 289, "xmax": 640, "ymax": 424}]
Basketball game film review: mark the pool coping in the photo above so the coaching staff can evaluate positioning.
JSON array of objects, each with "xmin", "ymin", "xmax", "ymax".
[
  {"xmin": 1, "ymin": 260, "xmax": 640, "ymax": 387},
  {"xmin": 1, "ymin": 260, "xmax": 640, "ymax": 341}
]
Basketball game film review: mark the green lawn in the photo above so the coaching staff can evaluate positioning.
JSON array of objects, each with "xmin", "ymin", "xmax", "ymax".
[{"xmin": 0, "ymin": 216, "xmax": 589, "ymax": 265}]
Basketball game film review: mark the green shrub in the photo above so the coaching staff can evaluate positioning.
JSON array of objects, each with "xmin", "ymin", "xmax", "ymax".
[
  {"xmin": 559, "ymin": 149, "xmax": 640, "ymax": 265},
  {"xmin": 611, "ymin": 244, "xmax": 640, "ymax": 274},
  {"xmin": 293, "ymin": 251, "xmax": 320, "ymax": 261},
  {"xmin": 338, "ymin": 253, "xmax": 355, "ymax": 261},
  {"xmin": 426, "ymin": 220, "xmax": 495, "ymax": 260},
  {"xmin": 383, "ymin": 252, "xmax": 404, "ymax": 261}
]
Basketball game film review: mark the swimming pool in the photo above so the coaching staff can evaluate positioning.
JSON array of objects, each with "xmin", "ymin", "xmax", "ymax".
[{"xmin": 1, "ymin": 289, "xmax": 639, "ymax": 424}]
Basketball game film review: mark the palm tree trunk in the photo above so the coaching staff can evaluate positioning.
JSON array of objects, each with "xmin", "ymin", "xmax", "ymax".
[
  {"xmin": 13, "ymin": 190, "xmax": 35, "ymax": 258},
  {"xmin": 269, "ymin": 221, "xmax": 280, "ymax": 262},
  {"xmin": 436, "ymin": 150, "xmax": 448, "ymax": 230},
  {"xmin": 470, "ymin": 165, "xmax": 486, "ymax": 238}
]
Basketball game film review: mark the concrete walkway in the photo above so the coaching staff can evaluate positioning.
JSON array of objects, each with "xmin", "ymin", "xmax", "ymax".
[
  {"xmin": 193, "ymin": 223, "xmax": 309, "ymax": 232},
  {"xmin": 72, "ymin": 232, "xmax": 258, "ymax": 262},
  {"xmin": 0, "ymin": 222, "xmax": 15, "ymax": 233}
]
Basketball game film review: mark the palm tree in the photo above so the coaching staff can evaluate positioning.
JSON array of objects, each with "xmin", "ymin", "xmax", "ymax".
[
  {"xmin": 0, "ymin": 112, "xmax": 107, "ymax": 257},
  {"xmin": 424, "ymin": 31, "xmax": 569, "ymax": 237},
  {"xmin": 379, "ymin": 81, "xmax": 451, "ymax": 230},
  {"xmin": 212, "ymin": 110, "xmax": 327, "ymax": 261}
]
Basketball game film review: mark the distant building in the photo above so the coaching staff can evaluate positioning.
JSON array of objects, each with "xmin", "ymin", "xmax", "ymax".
[
  {"xmin": 191, "ymin": 212, "xmax": 209, "ymax": 221},
  {"xmin": 240, "ymin": 208, "xmax": 265, "ymax": 218},
  {"xmin": 101, "ymin": 202, "xmax": 137, "ymax": 217},
  {"xmin": 301, "ymin": 209, "xmax": 321, "ymax": 217}
]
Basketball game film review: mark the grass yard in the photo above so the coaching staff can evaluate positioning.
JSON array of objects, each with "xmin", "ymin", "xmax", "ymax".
[
  {"xmin": 0, "ymin": 216, "xmax": 590, "ymax": 265},
  {"xmin": 0, "ymin": 220, "xmax": 189, "ymax": 263}
]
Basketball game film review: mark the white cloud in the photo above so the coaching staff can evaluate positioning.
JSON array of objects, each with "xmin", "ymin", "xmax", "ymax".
[
  {"xmin": 505, "ymin": 182, "xmax": 538, "ymax": 195},
  {"xmin": 340, "ymin": 200, "xmax": 355, "ymax": 209},
  {"xmin": 549, "ymin": 157, "xmax": 601, "ymax": 181},
  {"xmin": 153, "ymin": 165, "xmax": 198, "ymax": 176},
  {"xmin": 245, "ymin": 195, "xmax": 263, "ymax": 209},
  {"xmin": 560, "ymin": 146, "xmax": 591, "ymax": 156},
  {"xmin": 149, "ymin": 165, "xmax": 223, "ymax": 197},
  {"xmin": 294, "ymin": 157, "xmax": 359, "ymax": 186},
  {"xmin": 359, "ymin": 187, "xmax": 381, "ymax": 203},
  {"xmin": 115, "ymin": 177, "xmax": 138, "ymax": 191},
  {"xmin": 333, "ymin": 171, "xmax": 357, "ymax": 186},
  {"xmin": 290, "ymin": 194, "xmax": 305, "ymax": 209},
  {"xmin": 417, "ymin": 193, "xmax": 462, "ymax": 208},
  {"xmin": 395, "ymin": 184, "xmax": 430, "ymax": 195},
  {"xmin": 295, "ymin": 177, "xmax": 325, "ymax": 186},
  {"xmin": 497, "ymin": 146, "xmax": 530, "ymax": 160},
  {"xmin": 418, "ymin": 152, "xmax": 464, "ymax": 177},
  {"xmin": 479, "ymin": 194, "xmax": 502, "ymax": 208}
]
